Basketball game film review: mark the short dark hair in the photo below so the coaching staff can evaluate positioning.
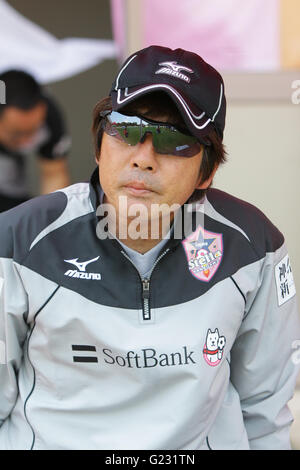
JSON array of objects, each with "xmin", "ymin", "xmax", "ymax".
[
  {"xmin": 92, "ymin": 93, "xmax": 227, "ymax": 202},
  {"xmin": 0, "ymin": 70, "xmax": 44, "ymax": 117}
]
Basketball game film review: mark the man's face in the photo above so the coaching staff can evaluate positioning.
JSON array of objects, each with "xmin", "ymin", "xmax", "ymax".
[
  {"xmin": 0, "ymin": 101, "xmax": 47, "ymax": 150},
  {"xmin": 98, "ymin": 112, "xmax": 217, "ymax": 232}
]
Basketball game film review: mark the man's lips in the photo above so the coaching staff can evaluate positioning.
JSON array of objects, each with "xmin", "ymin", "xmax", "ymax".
[{"xmin": 124, "ymin": 181, "xmax": 154, "ymax": 194}]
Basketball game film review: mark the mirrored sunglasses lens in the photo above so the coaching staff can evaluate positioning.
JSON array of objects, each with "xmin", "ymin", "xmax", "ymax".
[
  {"xmin": 106, "ymin": 112, "xmax": 201, "ymax": 157},
  {"xmin": 106, "ymin": 112, "xmax": 142, "ymax": 145},
  {"xmin": 152, "ymin": 128, "xmax": 201, "ymax": 157}
]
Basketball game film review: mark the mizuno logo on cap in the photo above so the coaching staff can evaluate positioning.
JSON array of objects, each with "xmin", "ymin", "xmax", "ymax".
[{"xmin": 155, "ymin": 61, "xmax": 194, "ymax": 83}]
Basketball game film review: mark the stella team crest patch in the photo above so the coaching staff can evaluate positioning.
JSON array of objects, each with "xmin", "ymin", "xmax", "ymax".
[{"xmin": 182, "ymin": 225, "xmax": 223, "ymax": 282}]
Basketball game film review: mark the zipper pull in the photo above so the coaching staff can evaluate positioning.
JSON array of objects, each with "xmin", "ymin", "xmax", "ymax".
[
  {"xmin": 142, "ymin": 279, "xmax": 150, "ymax": 320},
  {"xmin": 142, "ymin": 279, "xmax": 150, "ymax": 299}
]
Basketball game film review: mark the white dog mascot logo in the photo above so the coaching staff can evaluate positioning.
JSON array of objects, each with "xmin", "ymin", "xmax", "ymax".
[{"xmin": 203, "ymin": 328, "xmax": 226, "ymax": 366}]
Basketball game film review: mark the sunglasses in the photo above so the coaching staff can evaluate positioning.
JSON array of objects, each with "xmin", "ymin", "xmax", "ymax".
[{"xmin": 100, "ymin": 111, "xmax": 208, "ymax": 157}]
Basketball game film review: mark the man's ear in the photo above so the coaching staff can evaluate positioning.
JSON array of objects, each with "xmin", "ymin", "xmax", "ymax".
[
  {"xmin": 196, "ymin": 163, "xmax": 219, "ymax": 190},
  {"xmin": 95, "ymin": 148, "xmax": 101, "ymax": 165}
]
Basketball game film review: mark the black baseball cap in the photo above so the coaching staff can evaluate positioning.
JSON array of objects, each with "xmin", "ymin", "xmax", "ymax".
[{"xmin": 110, "ymin": 45, "xmax": 226, "ymax": 143}]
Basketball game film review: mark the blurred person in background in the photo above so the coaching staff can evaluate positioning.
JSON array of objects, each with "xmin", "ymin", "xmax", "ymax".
[{"xmin": 0, "ymin": 70, "xmax": 71, "ymax": 212}]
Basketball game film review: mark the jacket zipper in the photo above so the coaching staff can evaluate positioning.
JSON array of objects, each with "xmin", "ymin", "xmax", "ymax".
[{"xmin": 121, "ymin": 248, "xmax": 170, "ymax": 321}]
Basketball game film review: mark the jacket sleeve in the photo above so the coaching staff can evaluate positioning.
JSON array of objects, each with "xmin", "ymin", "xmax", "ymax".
[
  {"xmin": 230, "ymin": 240, "xmax": 300, "ymax": 450},
  {"xmin": 0, "ymin": 257, "xmax": 29, "ymax": 427}
]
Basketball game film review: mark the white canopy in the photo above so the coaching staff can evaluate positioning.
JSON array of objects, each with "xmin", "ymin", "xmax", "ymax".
[{"xmin": 0, "ymin": 0, "xmax": 117, "ymax": 84}]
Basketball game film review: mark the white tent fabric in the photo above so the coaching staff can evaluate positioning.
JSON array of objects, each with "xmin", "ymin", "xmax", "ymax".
[{"xmin": 0, "ymin": 0, "xmax": 117, "ymax": 84}]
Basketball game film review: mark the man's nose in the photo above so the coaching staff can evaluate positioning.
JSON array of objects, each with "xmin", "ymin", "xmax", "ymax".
[{"xmin": 129, "ymin": 134, "xmax": 158, "ymax": 171}]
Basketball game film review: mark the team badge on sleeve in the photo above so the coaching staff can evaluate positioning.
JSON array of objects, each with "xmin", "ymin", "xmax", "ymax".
[
  {"xmin": 275, "ymin": 254, "xmax": 296, "ymax": 306},
  {"xmin": 182, "ymin": 225, "xmax": 223, "ymax": 282}
]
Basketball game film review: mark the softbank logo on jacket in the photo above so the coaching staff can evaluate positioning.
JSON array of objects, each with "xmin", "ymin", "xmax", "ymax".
[
  {"xmin": 71, "ymin": 328, "xmax": 226, "ymax": 368},
  {"xmin": 72, "ymin": 345, "xmax": 196, "ymax": 367},
  {"xmin": 64, "ymin": 256, "xmax": 101, "ymax": 280}
]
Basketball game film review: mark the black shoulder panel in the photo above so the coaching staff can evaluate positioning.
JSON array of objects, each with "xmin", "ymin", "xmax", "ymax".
[
  {"xmin": 0, "ymin": 191, "xmax": 68, "ymax": 263},
  {"xmin": 206, "ymin": 188, "xmax": 284, "ymax": 257},
  {"xmin": 20, "ymin": 205, "xmax": 261, "ymax": 309}
]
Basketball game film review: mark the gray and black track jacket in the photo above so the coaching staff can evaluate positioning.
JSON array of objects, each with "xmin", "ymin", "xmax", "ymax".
[{"xmin": 0, "ymin": 168, "xmax": 299, "ymax": 450}]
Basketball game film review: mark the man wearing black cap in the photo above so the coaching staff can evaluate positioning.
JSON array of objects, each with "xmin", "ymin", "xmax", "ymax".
[{"xmin": 0, "ymin": 46, "xmax": 299, "ymax": 450}]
